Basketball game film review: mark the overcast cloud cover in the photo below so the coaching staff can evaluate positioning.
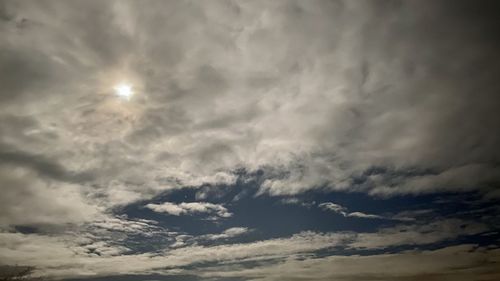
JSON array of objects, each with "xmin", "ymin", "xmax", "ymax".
[{"xmin": 1, "ymin": 0, "xmax": 500, "ymax": 280}]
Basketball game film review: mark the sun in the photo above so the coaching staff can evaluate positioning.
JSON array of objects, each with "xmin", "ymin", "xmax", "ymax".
[{"xmin": 113, "ymin": 83, "xmax": 134, "ymax": 100}]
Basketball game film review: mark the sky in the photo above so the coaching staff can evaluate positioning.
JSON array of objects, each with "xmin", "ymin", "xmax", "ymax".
[{"xmin": 1, "ymin": 0, "xmax": 500, "ymax": 280}]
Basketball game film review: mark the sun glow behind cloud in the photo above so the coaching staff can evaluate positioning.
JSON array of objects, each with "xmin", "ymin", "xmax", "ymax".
[{"xmin": 114, "ymin": 83, "xmax": 134, "ymax": 100}]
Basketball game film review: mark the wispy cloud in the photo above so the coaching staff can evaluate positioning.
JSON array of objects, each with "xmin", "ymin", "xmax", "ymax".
[
  {"xmin": 203, "ymin": 227, "xmax": 251, "ymax": 240},
  {"xmin": 196, "ymin": 244, "xmax": 500, "ymax": 281},
  {"xmin": 0, "ymin": 218, "xmax": 489, "ymax": 278},
  {"xmin": 318, "ymin": 202, "xmax": 407, "ymax": 220}
]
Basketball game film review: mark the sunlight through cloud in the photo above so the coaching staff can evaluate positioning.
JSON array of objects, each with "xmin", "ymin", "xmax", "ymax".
[{"xmin": 114, "ymin": 83, "xmax": 134, "ymax": 100}]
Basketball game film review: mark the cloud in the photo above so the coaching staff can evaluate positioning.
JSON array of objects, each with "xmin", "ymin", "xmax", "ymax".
[
  {"xmin": 0, "ymin": 218, "xmax": 491, "ymax": 279},
  {"xmin": 145, "ymin": 202, "xmax": 232, "ymax": 218},
  {"xmin": 346, "ymin": 212, "xmax": 383, "ymax": 219},
  {"xmin": 1, "ymin": 1, "xmax": 500, "ymax": 280},
  {"xmin": 369, "ymin": 164, "xmax": 500, "ymax": 197},
  {"xmin": 318, "ymin": 202, "xmax": 348, "ymax": 216},
  {"xmin": 204, "ymin": 227, "xmax": 251, "ymax": 240},
  {"xmin": 0, "ymin": 143, "xmax": 93, "ymax": 183},
  {"xmin": 0, "ymin": 0, "xmax": 498, "ymax": 214},
  {"xmin": 169, "ymin": 227, "xmax": 252, "ymax": 247},
  {"xmin": 279, "ymin": 198, "xmax": 316, "ymax": 208},
  {"xmin": 89, "ymin": 216, "xmax": 161, "ymax": 235},
  {"xmin": 0, "ymin": 164, "xmax": 100, "ymax": 227},
  {"xmin": 0, "ymin": 230, "xmax": 348, "ymax": 278},
  {"xmin": 197, "ymin": 245, "xmax": 500, "ymax": 281},
  {"xmin": 350, "ymin": 219, "xmax": 488, "ymax": 250},
  {"xmin": 318, "ymin": 202, "xmax": 402, "ymax": 220}
]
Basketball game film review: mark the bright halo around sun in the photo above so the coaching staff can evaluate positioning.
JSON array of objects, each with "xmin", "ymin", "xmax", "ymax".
[{"xmin": 114, "ymin": 83, "xmax": 134, "ymax": 100}]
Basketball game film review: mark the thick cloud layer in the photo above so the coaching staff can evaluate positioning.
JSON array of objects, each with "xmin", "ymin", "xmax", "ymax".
[
  {"xmin": 1, "ymin": 1, "xmax": 499, "ymax": 280},
  {"xmin": 1, "ymin": 0, "xmax": 499, "ymax": 204}
]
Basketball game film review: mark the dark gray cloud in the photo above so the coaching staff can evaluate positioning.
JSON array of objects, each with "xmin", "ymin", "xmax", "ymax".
[{"xmin": 0, "ymin": 144, "xmax": 93, "ymax": 183}]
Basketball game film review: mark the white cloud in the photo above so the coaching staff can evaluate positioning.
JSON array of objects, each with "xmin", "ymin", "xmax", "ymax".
[
  {"xmin": 170, "ymin": 235, "xmax": 192, "ymax": 249},
  {"xmin": 145, "ymin": 202, "xmax": 232, "ymax": 218},
  {"xmin": 318, "ymin": 202, "xmax": 389, "ymax": 220},
  {"xmin": 346, "ymin": 212, "xmax": 383, "ymax": 219},
  {"xmin": 0, "ymin": 218, "xmax": 488, "ymax": 279},
  {"xmin": 318, "ymin": 202, "xmax": 420, "ymax": 221},
  {"xmin": 0, "ymin": 230, "xmax": 349, "ymax": 278},
  {"xmin": 318, "ymin": 202, "xmax": 348, "ymax": 216},
  {"xmin": 369, "ymin": 164, "xmax": 500, "ymax": 197},
  {"xmin": 204, "ymin": 227, "xmax": 251, "ymax": 240},
  {"xmin": 89, "ymin": 216, "xmax": 161, "ymax": 235},
  {"xmin": 197, "ymin": 245, "xmax": 500, "ymax": 281},
  {"xmin": 280, "ymin": 198, "xmax": 316, "ymax": 208}
]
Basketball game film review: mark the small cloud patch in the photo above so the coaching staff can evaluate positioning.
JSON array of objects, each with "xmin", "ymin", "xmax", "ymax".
[{"xmin": 145, "ymin": 202, "xmax": 232, "ymax": 218}]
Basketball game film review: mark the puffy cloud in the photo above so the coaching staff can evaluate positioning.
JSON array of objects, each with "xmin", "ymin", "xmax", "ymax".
[{"xmin": 145, "ymin": 202, "xmax": 232, "ymax": 218}]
